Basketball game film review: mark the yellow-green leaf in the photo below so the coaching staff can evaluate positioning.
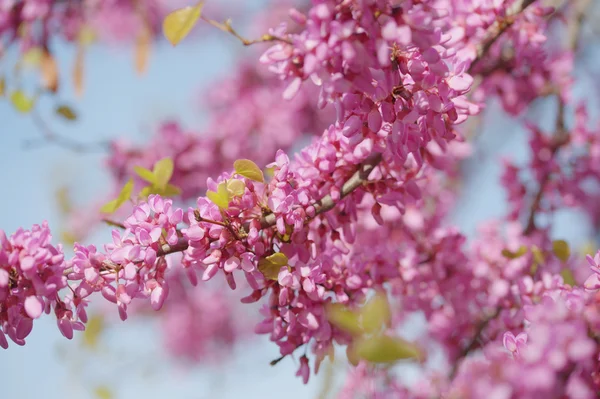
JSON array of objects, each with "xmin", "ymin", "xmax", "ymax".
[
  {"xmin": 94, "ymin": 386, "xmax": 113, "ymax": 399},
  {"xmin": 0, "ymin": 76, "xmax": 5, "ymax": 96},
  {"xmin": 227, "ymin": 179, "xmax": 246, "ymax": 197},
  {"xmin": 161, "ymin": 183, "xmax": 182, "ymax": 197},
  {"xmin": 326, "ymin": 303, "xmax": 363, "ymax": 336},
  {"xmin": 501, "ymin": 245, "xmax": 528, "ymax": 259},
  {"xmin": 234, "ymin": 159, "xmax": 265, "ymax": 182},
  {"xmin": 100, "ymin": 199, "xmax": 119, "ymax": 214},
  {"xmin": 134, "ymin": 166, "xmax": 156, "ymax": 184},
  {"xmin": 78, "ymin": 25, "xmax": 97, "ymax": 46},
  {"xmin": 206, "ymin": 181, "xmax": 230, "ymax": 210},
  {"xmin": 264, "ymin": 166, "xmax": 275, "ymax": 179},
  {"xmin": 560, "ymin": 268, "xmax": 576, "ymax": 286},
  {"xmin": 101, "ymin": 179, "xmax": 133, "ymax": 214},
  {"xmin": 139, "ymin": 185, "xmax": 153, "ymax": 199},
  {"xmin": 258, "ymin": 252, "xmax": 289, "ymax": 280},
  {"xmin": 82, "ymin": 314, "xmax": 104, "ymax": 349},
  {"xmin": 21, "ymin": 47, "xmax": 44, "ymax": 67},
  {"xmin": 118, "ymin": 178, "xmax": 134, "ymax": 204},
  {"xmin": 162, "ymin": 2, "xmax": 204, "ymax": 46},
  {"xmin": 354, "ymin": 335, "xmax": 422, "ymax": 364},
  {"xmin": 56, "ymin": 105, "xmax": 77, "ymax": 121},
  {"xmin": 61, "ymin": 231, "xmax": 77, "ymax": 246},
  {"xmin": 10, "ymin": 90, "xmax": 35, "ymax": 113},
  {"xmin": 553, "ymin": 240, "xmax": 570, "ymax": 262},
  {"xmin": 153, "ymin": 157, "xmax": 174, "ymax": 189},
  {"xmin": 360, "ymin": 293, "xmax": 391, "ymax": 334},
  {"xmin": 531, "ymin": 245, "xmax": 545, "ymax": 265}
]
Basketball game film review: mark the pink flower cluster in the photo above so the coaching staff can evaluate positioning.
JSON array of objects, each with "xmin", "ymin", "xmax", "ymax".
[
  {"xmin": 0, "ymin": 222, "xmax": 79, "ymax": 347},
  {"xmin": 5, "ymin": 0, "xmax": 600, "ymax": 396}
]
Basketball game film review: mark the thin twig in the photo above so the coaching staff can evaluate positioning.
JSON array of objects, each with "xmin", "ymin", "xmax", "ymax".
[
  {"xmin": 523, "ymin": 0, "xmax": 589, "ymax": 234},
  {"xmin": 24, "ymin": 109, "xmax": 110, "ymax": 153},
  {"xmin": 200, "ymin": 16, "xmax": 292, "ymax": 46}
]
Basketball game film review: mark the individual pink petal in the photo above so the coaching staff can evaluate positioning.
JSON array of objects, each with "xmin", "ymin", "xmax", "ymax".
[
  {"xmin": 24, "ymin": 296, "xmax": 43, "ymax": 319},
  {"xmin": 503, "ymin": 331, "xmax": 517, "ymax": 352}
]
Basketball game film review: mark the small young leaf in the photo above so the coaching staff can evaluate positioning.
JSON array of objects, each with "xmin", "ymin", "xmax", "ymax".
[
  {"xmin": 560, "ymin": 268, "xmax": 576, "ymax": 286},
  {"xmin": 100, "ymin": 199, "xmax": 119, "ymax": 214},
  {"xmin": 78, "ymin": 25, "xmax": 97, "ymax": 46},
  {"xmin": 94, "ymin": 386, "xmax": 113, "ymax": 399},
  {"xmin": 162, "ymin": 2, "xmax": 204, "ymax": 46},
  {"xmin": 82, "ymin": 314, "xmax": 104, "ymax": 349},
  {"xmin": 354, "ymin": 335, "xmax": 422, "ymax": 364},
  {"xmin": 134, "ymin": 166, "xmax": 156, "ymax": 184},
  {"xmin": 153, "ymin": 157, "xmax": 174, "ymax": 189},
  {"xmin": 227, "ymin": 179, "xmax": 246, "ymax": 197},
  {"xmin": 56, "ymin": 105, "xmax": 77, "ymax": 120},
  {"xmin": 501, "ymin": 245, "xmax": 527, "ymax": 259},
  {"xmin": 326, "ymin": 303, "xmax": 363, "ymax": 336},
  {"xmin": 161, "ymin": 184, "xmax": 182, "ymax": 197},
  {"xmin": 553, "ymin": 240, "xmax": 570, "ymax": 262},
  {"xmin": 234, "ymin": 159, "xmax": 265, "ymax": 182},
  {"xmin": 530, "ymin": 245, "xmax": 545, "ymax": 265},
  {"xmin": 21, "ymin": 47, "xmax": 44, "ymax": 67},
  {"xmin": 0, "ymin": 76, "xmax": 5, "ymax": 96},
  {"xmin": 258, "ymin": 252, "xmax": 289, "ymax": 280},
  {"xmin": 139, "ymin": 185, "xmax": 153, "ymax": 199},
  {"xmin": 10, "ymin": 91, "xmax": 35, "ymax": 113},
  {"xmin": 206, "ymin": 181, "xmax": 230, "ymax": 210},
  {"xmin": 264, "ymin": 166, "xmax": 275, "ymax": 179},
  {"xmin": 360, "ymin": 293, "xmax": 391, "ymax": 334},
  {"xmin": 118, "ymin": 179, "xmax": 134, "ymax": 204},
  {"xmin": 101, "ymin": 179, "xmax": 133, "ymax": 214}
]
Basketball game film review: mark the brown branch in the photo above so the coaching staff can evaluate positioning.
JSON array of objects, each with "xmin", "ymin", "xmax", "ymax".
[
  {"xmin": 449, "ymin": 307, "xmax": 501, "ymax": 379},
  {"xmin": 468, "ymin": 0, "xmax": 537, "ymax": 73},
  {"xmin": 523, "ymin": 0, "xmax": 589, "ymax": 234},
  {"xmin": 200, "ymin": 16, "xmax": 292, "ymax": 46},
  {"xmin": 260, "ymin": 153, "xmax": 383, "ymax": 228},
  {"xmin": 62, "ymin": 0, "xmax": 537, "ymax": 283},
  {"xmin": 24, "ymin": 109, "xmax": 110, "ymax": 153}
]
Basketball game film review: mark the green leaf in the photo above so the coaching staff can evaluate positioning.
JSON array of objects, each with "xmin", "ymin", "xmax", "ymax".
[
  {"xmin": 326, "ymin": 303, "xmax": 363, "ymax": 336},
  {"xmin": 153, "ymin": 157, "xmax": 174, "ymax": 189},
  {"xmin": 94, "ymin": 386, "xmax": 113, "ymax": 399},
  {"xmin": 162, "ymin": 2, "xmax": 204, "ymax": 46},
  {"xmin": 234, "ymin": 159, "xmax": 265, "ymax": 182},
  {"xmin": 553, "ymin": 240, "xmax": 570, "ymax": 262},
  {"xmin": 227, "ymin": 179, "xmax": 246, "ymax": 197},
  {"xmin": 21, "ymin": 47, "xmax": 44, "ymax": 67},
  {"xmin": 206, "ymin": 181, "xmax": 230, "ymax": 210},
  {"xmin": 360, "ymin": 293, "xmax": 391, "ymax": 334},
  {"xmin": 560, "ymin": 268, "xmax": 576, "ymax": 286},
  {"xmin": 531, "ymin": 245, "xmax": 545, "ymax": 265},
  {"xmin": 257, "ymin": 252, "xmax": 289, "ymax": 280},
  {"xmin": 10, "ymin": 90, "xmax": 35, "ymax": 113},
  {"xmin": 0, "ymin": 76, "xmax": 5, "ymax": 96},
  {"xmin": 117, "ymin": 178, "xmax": 134, "ymax": 204},
  {"xmin": 56, "ymin": 105, "xmax": 77, "ymax": 121},
  {"xmin": 161, "ymin": 183, "xmax": 182, "ymax": 197},
  {"xmin": 134, "ymin": 166, "xmax": 156, "ymax": 184},
  {"xmin": 353, "ymin": 335, "xmax": 422, "ymax": 364},
  {"xmin": 100, "ymin": 199, "xmax": 119, "ymax": 214},
  {"xmin": 501, "ymin": 245, "xmax": 528, "ymax": 259},
  {"xmin": 82, "ymin": 314, "xmax": 104, "ymax": 349},
  {"xmin": 101, "ymin": 179, "xmax": 133, "ymax": 214},
  {"xmin": 78, "ymin": 25, "xmax": 97, "ymax": 46}
]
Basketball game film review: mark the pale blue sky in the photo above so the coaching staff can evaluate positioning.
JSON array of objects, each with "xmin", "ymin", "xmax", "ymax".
[{"xmin": 0, "ymin": 4, "xmax": 596, "ymax": 398}]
